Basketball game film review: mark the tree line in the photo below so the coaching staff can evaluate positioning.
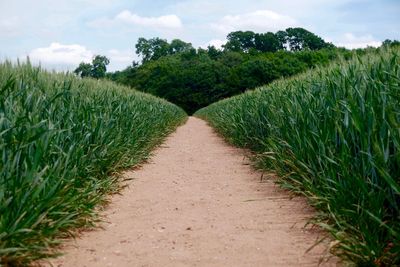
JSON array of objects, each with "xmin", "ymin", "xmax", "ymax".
[{"xmin": 75, "ymin": 28, "xmax": 399, "ymax": 114}]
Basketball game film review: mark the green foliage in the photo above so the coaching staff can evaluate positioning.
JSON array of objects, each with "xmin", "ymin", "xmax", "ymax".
[
  {"xmin": 74, "ymin": 55, "xmax": 110, "ymax": 79},
  {"xmin": 284, "ymin": 27, "xmax": 334, "ymax": 51},
  {"xmin": 196, "ymin": 47, "xmax": 400, "ymax": 266},
  {"xmin": 119, "ymin": 52, "xmax": 233, "ymax": 114},
  {"xmin": 223, "ymin": 28, "xmax": 333, "ymax": 53},
  {"xmin": 135, "ymin": 37, "xmax": 193, "ymax": 63},
  {"xmin": 91, "ymin": 55, "xmax": 110, "ymax": 78},
  {"xmin": 0, "ymin": 60, "xmax": 186, "ymax": 265},
  {"xmin": 73, "ymin": 62, "xmax": 91, "ymax": 77},
  {"xmin": 169, "ymin": 39, "xmax": 193, "ymax": 54},
  {"xmin": 383, "ymin": 39, "xmax": 400, "ymax": 48},
  {"xmin": 254, "ymin": 32, "xmax": 282, "ymax": 52},
  {"xmin": 109, "ymin": 48, "xmax": 348, "ymax": 115},
  {"xmin": 107, "ymin": 28, "xmax": 354, "ymax": 115},
  {"xmin": 224, "ymin": 31, "xmax": 257, "ymax": 52},
  {"xmin": 136, "ymin": 37, "xmax": 170, "ymax": 63}
]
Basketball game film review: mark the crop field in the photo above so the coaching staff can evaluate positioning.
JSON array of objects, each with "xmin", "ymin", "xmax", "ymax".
[
  {"xmin": 0, "ymin": 61, "xmax": 186, "ymax": 265},
  {"xmin": 196, "ymin": 47, "xmax": 400, "ymax": 266}
]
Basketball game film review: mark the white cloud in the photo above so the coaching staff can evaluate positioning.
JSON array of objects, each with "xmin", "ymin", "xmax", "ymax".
[
  {"xmin": 336, "ymin": 33, "xmax": 382, "ymax": 49},
  {"xmin": 106, "ymin": 49, "xmax": 137, "ymax": 71},
  {"xmin": 107, "ymin": 49, "xmax": 132, "ymax": 63},
  {"xmin": 88, "ymin": 10, "xmax": 183, "ymax": 30},
  {"xmin": 201, "ymin": 39, "xmax": 227, "ymax": 49},
  {"xmin": 212, "ymin": 10, "xmax": 298, "ymax": 34},
  {"xmin": 28, "ymin": 42, "xmax": 94, "ymax": 66},
  {"xmin": 26, "ymin": 44, "xmax": 135, "ymax": 72},
  {"xmin": 117, "ymin": 10, "xmax": 182, "ymax": 29}
]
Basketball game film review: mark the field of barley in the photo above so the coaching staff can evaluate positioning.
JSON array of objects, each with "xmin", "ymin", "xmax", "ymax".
[
  {"xmin": 1, "ymin": 47, "xmax": 399, "ymax": 266},
  {"xmin": 196, "ymin": 47, "xmax": 400, "ymax": 266},
  {"xmin": 0, "ymin": 61, "xmax": 186, "ymax": 265}
]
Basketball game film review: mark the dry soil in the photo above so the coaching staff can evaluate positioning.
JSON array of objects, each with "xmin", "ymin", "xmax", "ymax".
[{"xmin": 48, "ymin": 117, "xmax": 338, "ymax": 267}]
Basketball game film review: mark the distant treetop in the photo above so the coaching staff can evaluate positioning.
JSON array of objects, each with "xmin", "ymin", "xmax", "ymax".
[
  {"xmin": 135, "ymin": 37, "xmax": 193, "ymax": 63},
  {"xmin": 223, "ymin": 27, "xmax": 334, "ymax": 53},
  {"xmin": 74, "ymin": 55, "xmax": 110, "ymax": 78}
]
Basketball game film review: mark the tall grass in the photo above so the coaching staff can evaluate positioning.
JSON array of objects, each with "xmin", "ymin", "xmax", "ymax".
[
  {"xmin": 196, "ymin": 47, "xmax": 400, "ymax": 266},
  {"xmin": 0, "ymin": 61, "xmax": 186, "ymax": 265}
]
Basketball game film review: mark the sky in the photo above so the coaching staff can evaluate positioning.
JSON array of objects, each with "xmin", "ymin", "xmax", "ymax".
[{"xmin": 0, "ymin": 0, "xmax": 399, "ymax": 72}]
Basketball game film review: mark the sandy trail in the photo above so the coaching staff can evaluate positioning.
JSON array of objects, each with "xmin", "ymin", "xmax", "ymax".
[{"xmin": 49, "ymin": 117, "xmax": 337, "ymax": 267}]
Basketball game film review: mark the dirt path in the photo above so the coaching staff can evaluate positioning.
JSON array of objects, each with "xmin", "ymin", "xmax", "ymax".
[{"xmin": 49, "ymin": 117, "xmax": 337, "ymax": 267}]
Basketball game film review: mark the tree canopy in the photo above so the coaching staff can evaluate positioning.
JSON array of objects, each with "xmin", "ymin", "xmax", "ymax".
[
  {"xmin": 108, "ymin": 28, "xmax": 347, "ymax": 114},
  {"xmin": 74, "ymin": 55, "xmax": 110, "ymax": 78},
  {"xmin": 223, "ymin": 28, "xmax": 333, "ymax": 53},
  {"xmin": 135, "ymin": 37, "xmax": 193, "ymax": 63},
  {"xmin": 100, "ymin": 27, "xmax": 383, "ymax": 114},
  {"xmin": 284, "ymin": 27, "xmax": 334, "ymax": 51}
]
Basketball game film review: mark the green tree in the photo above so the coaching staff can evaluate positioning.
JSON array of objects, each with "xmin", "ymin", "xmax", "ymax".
[
  {"xmin": 206, "ymin": 45, "xmax": 222, "ymax": 59},
  {"xmin": 224, "ymin": 31, "xmax": 256, "ymax": 52},
  {"xmin": 285, "ymin": 27, "xmax": 333, "ymax": 51},
  {"xmin": 382, "ymin": 39, "xmax": 400, "ymax": 47},
  {"xmin": 234, "ymin": 58, "xmax": 278, "ymax": 89},
  {"xmin": 254, "ymin": 32, "xmax": 282, "ymax": 52},
  {"xmin": 74, "ymin": 62, "xmax": 92, "ymax": 77},
  {"xmin": 135, "ymin": 37, "xmax": 170, "ymax": 62},
  {"xmin": 150, "ymin": 38, "xmax": 170, "ymax": 61},
  {"xmin": 108, "ymin": 28, "xmax": 351, "ymax": 114},
  {"xmin": 74, "ymin": 55, "xmax": 110, "ymax": 79},
  {"xmin": 135, "ymin": 38, "xmax": 193, "ymax": 63},
  {"xmin": 275, "ymin": 30, "xmax": 288, "ymax": 49},
  {"xmin": 169, "ymin": 39, "xmax": 193, "ymax": 54},
  {"xmin": 91, "ymin": 55, "xmax": 110, "ymax": 78},
  {"xmin": 135, "ymin": 38, "xmax": 152, "ymax": 62}
]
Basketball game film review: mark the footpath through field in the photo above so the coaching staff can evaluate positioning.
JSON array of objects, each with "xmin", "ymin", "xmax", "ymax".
[{"xmin": 49, "ymin": 117, "xmax": 337, "ymax": 267}]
